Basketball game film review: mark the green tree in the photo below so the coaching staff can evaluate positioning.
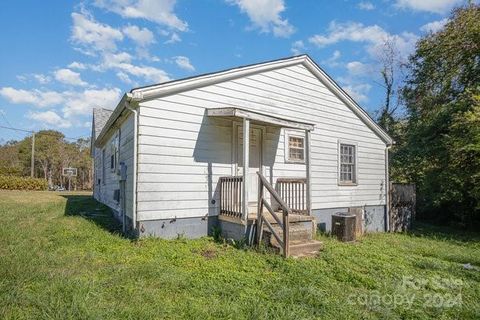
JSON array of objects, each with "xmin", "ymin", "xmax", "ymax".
[
  {"xmin": 396, "ymin": 4, "xmax": 480, "ymax": 227},
  {"xmin": 0, "ymin": 140, "xmax": 22, "ymax": 175},
  {"xmin": 18, "ymin": 130, "xmax": 64, "ymax": 183}
]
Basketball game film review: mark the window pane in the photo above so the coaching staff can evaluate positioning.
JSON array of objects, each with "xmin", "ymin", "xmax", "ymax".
[
  {"xmin": 340, "ymin": 144, "xmax": 356, "ymax": 183},
  {"xmin": 288, "ymin": 135, "xmax": 305, "ymax": 161}
]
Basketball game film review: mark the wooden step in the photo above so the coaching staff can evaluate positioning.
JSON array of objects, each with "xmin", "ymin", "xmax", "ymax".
[
  {"xmin": 289, "ymin": 240, "xmax": 323, "ymax": 258},
  {"xmin": 248, "ymin": 212, "xmax": 314, "ymax": 224},
  {"xmin": 263, "ymin": 223, "xmax": 313, "ymax": 245},
  {"xmin": 268, "ymin": 239, "xmax": 323, "ymax": 258}
]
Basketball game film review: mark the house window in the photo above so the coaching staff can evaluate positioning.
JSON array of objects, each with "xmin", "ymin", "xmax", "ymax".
[
  {"xmin": 110, "ymin": 134, "xmax": 119, "ymax": 173},
  {"xmin": 339, "ymin": 143, "xmax": 357, "ymax": 184},
  {"xmin": 285, "ymin": 131, "xmax": 305, "ymax": 163}
]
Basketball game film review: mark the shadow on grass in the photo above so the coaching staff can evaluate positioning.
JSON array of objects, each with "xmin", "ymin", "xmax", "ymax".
[
  {"xmin": 408, "ymin": 222, "xmax": 480, "ymax": 244},
  {"xmin": 61, "ymin": 194, "xmax": 127, "ymax": 237}
]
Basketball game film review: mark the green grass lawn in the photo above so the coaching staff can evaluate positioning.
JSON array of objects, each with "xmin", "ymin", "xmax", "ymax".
[{"xmin": 0, "ymin": 190, "xmax": 479, "ymax": 319}]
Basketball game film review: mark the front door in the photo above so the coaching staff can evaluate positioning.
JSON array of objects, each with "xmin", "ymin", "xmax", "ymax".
[{"xmin": 237, "ymin": 126, "xmax": 262, "ymax": 213}]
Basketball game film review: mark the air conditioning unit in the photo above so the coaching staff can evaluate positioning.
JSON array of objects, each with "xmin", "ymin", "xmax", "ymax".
[{"xmin": 332, "ymin": 213, "xmax": 356, "ymax": 242}]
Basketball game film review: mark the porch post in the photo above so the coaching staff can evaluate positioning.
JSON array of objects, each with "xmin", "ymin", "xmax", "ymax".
[
  {"xmin": 305, "ymin": 129, "xmax": 312, "ymax": 215},
  {"xmin": 242, "ymin": 118, "xmax": 250, "ymax": 221}
]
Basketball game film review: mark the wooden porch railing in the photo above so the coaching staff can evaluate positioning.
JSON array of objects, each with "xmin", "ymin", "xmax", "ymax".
[
  {"xmin": 275, "ymin": 178, "xmax": 307, "ymax": 214},
  {"xmin": 256, "ymin": 172, "xmax": 292, "ymax": 258},
  {"xmin": 219, "ymin": 176, "xmax": 243, "ymax": 218}
]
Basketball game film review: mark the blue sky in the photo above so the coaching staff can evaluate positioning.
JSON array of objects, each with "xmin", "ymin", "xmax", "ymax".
[{"xmin": 0, "ymin": 0, "xmax": 467, "ymax": 142}]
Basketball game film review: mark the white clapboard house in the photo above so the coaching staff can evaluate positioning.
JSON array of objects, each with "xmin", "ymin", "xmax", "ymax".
[{"xmin": 91, "ymin": 55, "xmax": 393, "ymax": 256}]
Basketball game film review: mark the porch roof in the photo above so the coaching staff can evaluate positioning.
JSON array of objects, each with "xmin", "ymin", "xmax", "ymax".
[{"xmin": 207, "ymin": 107, "xmax": 315, "ymax": 131}]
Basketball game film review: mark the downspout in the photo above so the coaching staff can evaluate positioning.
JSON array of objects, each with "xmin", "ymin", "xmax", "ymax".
[
  {"xmin": 125, "ymin": 93, "xmax": 140, "ymax": 233},
  {"xmin": 385, "ymin": 144, "xmax": 393, "ymax": 232}
]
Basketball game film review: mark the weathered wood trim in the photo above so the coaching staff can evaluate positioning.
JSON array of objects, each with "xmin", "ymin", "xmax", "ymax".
[
  {"xmin": 256, "ymin": 172, "xmax": 291, "ymax": 257},
  {"xmin": 262, "ymin": 215, "xmax": 283, "ymax": 248}
]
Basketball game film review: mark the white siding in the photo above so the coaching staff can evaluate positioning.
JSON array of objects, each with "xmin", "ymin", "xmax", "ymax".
[
  {"xmin": 93, "ymin": 114, "xmax": 135, "ymax": 218},
  {"xmin": 136, "ymin": 63, "xmax": 386, "ymax": 221}
]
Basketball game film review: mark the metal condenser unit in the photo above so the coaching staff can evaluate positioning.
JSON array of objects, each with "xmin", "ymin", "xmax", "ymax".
[{"xmin": 332, "ymin": 213, "xmax": 356, "ymax": 242}]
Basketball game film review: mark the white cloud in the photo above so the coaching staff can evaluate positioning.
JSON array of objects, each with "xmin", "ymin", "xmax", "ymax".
[
  {"xmin": 290, "ymin": 40, "xmax": 305, "ymax": 55},
  {"xmin": 135, "ymin": 47, "xmax": 160, "ymax": 61},
  {"xmin": 321, "ymin": 50, "xmax": 341, "ymax": 67},
  {"xmin": 62, "ymin": 88, "xmax": 121, "ymax": 117},
  {"xmin": 310, "ymin": 22, "xmax": 389, "ymax": 47},
  {"xmin": 71, "ymin": 10, "xmax": 123, "ymax": 54},
  {"xmin": 309, "ymin": 21, "xmax": 418, "ymax": 59},
  {"xmin": 420, "ymin": 18, "xmax": 449, "ymax": 33},
  {"xmin": 123, "ymin": 25, "xmax": 155, "ymax": 46},
  {"xmin": 15, "ymin": 74, "xmax": 51, "ymax": 84},
  {"xmin": 228, "ymin": 0, "xmax": 295, "ymax": 37},
  {"xmin": 116, "ymin": 71, "xmax": 134, "ymax": 84},
  {"xmin": 33, "ymin": 74, "xmax": 51, "ymax": 84},
  {"xmin": 165, "ymin": 32, "xmax": 181, "ymax": 44},
  {"xmin": 69, "ymin": 9, "xmax": 170, "ymax": 84},
  {"xmin": 343, "ymin": 83, "xmax": 372, "ymax": 103},
  {"xmin": 93, "ymin": 0, "xmax": 188, "ymax": 31},
  {"xmin": 117, "ymin": 64, "xmax": 170, "ymax": 83},
  {"xmin": 54, "ymin": 68, "xmax": 88, "ymax": 87},
  {"xmin": 0, "ymin": 87, "xmax": 64, "ymax": 107},
  {"xmin": 68, "ymin": 61, "xmax": 87, "ymax": 70},
  {"xmin": 16, "ymin": 75, "xmax": 27, "ymax": 83},
  {"xmin": 27, "ymin": 110, "xmax": 72, "ymax": 128},
  {"xmin": 346, "ymin": 61, "xmax": 371, "ymax": 76},
  {"xmin": 173, "ymin": 56, "xmax": 195, "ymax": 71},
  {"xmin": 395, "ymin": 0, "xmax": 462, "ymax": 14},
  {"xmin": 0, "ymin": 86, "xmax": 121, "ymax": 118},
  {"xmin": 97, "ymin": 52, "xmax": 170, "ymax": 83},
  {"xmin": 358, "ymin": 1, "xmax": 375, "ymax": 10}
]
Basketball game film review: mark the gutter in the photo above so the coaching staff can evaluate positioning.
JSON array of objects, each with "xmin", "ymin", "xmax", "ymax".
[{"xmin": 125, "ymin": 93, "xmax": 141, "ymax": 233}]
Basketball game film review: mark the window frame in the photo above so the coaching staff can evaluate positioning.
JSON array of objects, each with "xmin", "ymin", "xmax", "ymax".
[
  {"xmin": 110, "ymin": 133, "xmax": 119, "ymax": 173},
  {"xmin": 284, "ymin": 129, "xmax": 306, "ymax": 164},
  {"xmin": 338, "ymin": 140, "xmax": 358, "ymax": 186}
]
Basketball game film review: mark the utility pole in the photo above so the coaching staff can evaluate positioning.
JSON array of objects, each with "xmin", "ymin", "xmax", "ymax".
[{"xmin": 31, "ymin": 132, "xmax": 35, "ymax": 178}]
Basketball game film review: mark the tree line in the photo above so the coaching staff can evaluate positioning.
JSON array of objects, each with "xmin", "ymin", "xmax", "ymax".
[
  {"xmin": 378, "ymin": 4, "xmax": 479, "ymax": 228},
  {"xmin": 0, "ymin": 130, "xmax": 93, "ymax": 190}
]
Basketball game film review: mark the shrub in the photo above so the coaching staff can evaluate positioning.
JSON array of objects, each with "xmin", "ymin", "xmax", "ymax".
[
  {"xmin": 0, "ymin": 175, "xmax": 48, "ymax": 191},
  {"xmin": 0, "ymin": 166, "xmax": 22, "ymax": 176}
]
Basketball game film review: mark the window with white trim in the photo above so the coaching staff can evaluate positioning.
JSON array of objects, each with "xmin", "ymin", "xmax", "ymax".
[
  {"xmin": 339, "ymin": 143, "xmax": 357, "ymax": 184},
  {"xmin": 285, "ymin": 131, "xmax": 305, "ymax": 163}
]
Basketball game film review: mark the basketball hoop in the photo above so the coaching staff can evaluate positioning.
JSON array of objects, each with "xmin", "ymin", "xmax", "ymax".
[{"xmin": 62, "ymin": 167, "xmax": 77, "ymax": 191}]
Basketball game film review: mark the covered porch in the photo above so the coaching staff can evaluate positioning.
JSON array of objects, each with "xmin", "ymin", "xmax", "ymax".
[{"xmin": 208, "ymin": 107, "xmax": 320, "ymax": 257}]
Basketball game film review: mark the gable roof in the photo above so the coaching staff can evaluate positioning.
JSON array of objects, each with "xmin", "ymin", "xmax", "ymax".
[{"xmin": 95, "ymin": 55, "xmax": 393, "ymax": 146}]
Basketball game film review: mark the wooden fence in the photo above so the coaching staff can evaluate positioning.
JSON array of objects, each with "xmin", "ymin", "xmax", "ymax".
[{"xmin": 389, "ymin": 183, "xmax": 416, "ymax": 232}]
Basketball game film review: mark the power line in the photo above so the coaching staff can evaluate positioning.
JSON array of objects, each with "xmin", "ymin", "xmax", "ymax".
[
  {"xmin": 0, "ymin": 110, "xmax": 14, "ymax": 128},
  {"xmin": 0, "ymin": 124, "xmax": 90, "ymax": 141}
]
